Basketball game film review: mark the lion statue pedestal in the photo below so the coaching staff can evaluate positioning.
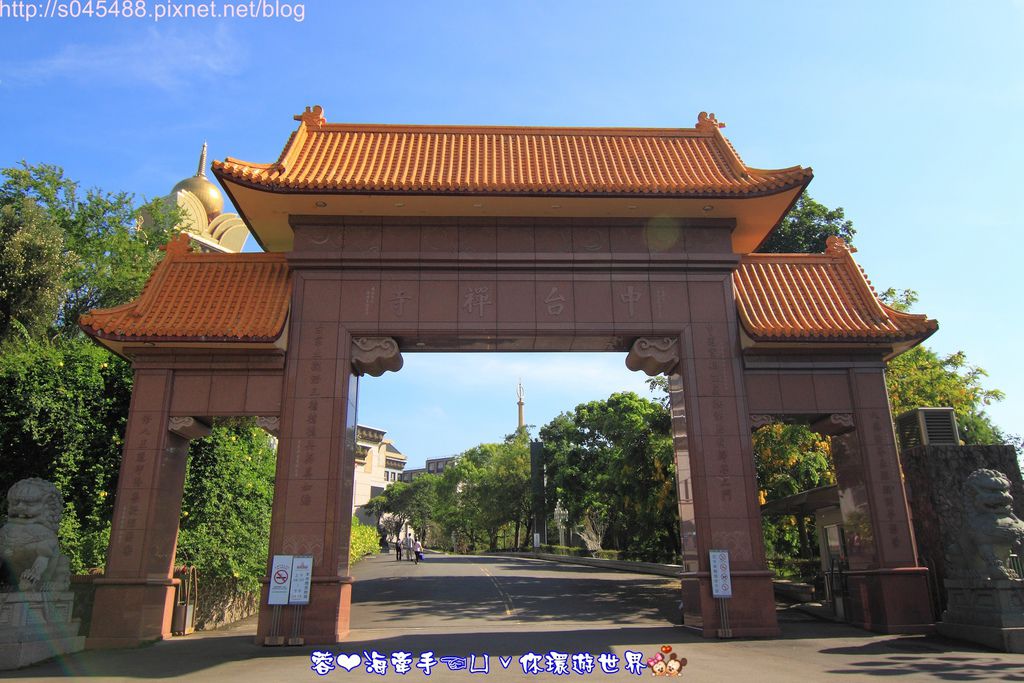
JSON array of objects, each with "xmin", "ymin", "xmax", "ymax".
[
  {"xmin": 0, "ymin": 478, "xmax": 84, "ymax": 669},
  {"xmin": 937, "ymin": 469, "xmax": 1024, "ymax": 653}
]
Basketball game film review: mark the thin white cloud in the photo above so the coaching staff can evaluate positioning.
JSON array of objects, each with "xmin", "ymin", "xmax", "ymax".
[{"xmin": 1, "ymin": 25, "xmax": 243, "ymax": 91}]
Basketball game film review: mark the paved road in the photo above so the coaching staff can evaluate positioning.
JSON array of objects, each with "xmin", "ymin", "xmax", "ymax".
[{"xmin": 5, "ymin": 552, "xmax": 1024, "ymax": 681}]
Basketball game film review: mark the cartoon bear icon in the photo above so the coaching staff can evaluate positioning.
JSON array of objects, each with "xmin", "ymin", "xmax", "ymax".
[{"xmin": 648, "ymin": 646, "xmax": 687, "ymax": 676}]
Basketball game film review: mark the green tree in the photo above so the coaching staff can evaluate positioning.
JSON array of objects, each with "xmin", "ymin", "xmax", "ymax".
[
  {"xmin": 540, "ymin": 392, "xmax": 678, "ymax": 562},
  {"xmin": 757, "ymin": 192, "xmax": 855, "ymax": 254},
  {"xmin": 881, "ymin": 288, "xmax": 1006, "ymax": 445},
  {"xmin": 0, "ymin": 199, "xmax": 67, "ymax": 342},
  {"xmin": 405, "ymin": 475, "xmax": 438, "ymax": 544},
  {"xmin": 0, "ymin": 163, "xmax": 278, "ymax": 599},
  {"xmin": 177, "ymin": 421, "xmax": 277, "ymax": 591},
  {"xmin": 420, "ymin": 432, "xmax": 532, "ymax": 553},
  {"xmin": 0, "ymin": 163, "xmax": 178, "ymax": 338},
  {"xmin": 0, "ymin": 335, "xmax": 132, "ymax": 571},
  {"xmin": 754, "ymin": 423, "xmax": 835, "ymax": 560}
]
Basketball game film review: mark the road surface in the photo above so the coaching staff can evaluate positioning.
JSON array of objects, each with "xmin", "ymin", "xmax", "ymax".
[{"xmin": 5, "ymin": 552, "xmax": 1022, "ymax": 681}]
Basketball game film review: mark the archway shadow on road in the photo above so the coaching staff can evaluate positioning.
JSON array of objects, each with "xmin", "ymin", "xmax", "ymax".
[{"xmin": 817, "ymin": 636, "xmax": 1024, "ymax": 681}]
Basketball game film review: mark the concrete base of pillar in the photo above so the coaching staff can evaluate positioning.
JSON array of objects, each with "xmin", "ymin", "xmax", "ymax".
[
  {"xmin": 682, "ymin": 571, "xmax": 780, "ymax": 638},
  {"xmin": 86, "ymin": 580, "xmax": 177, "ymax": 649},
  {"xmin": 845, "ymin": 567, "xmax": 934, "ymax": 634},
  {"xmin": 256, "ymin": 578, "xmax": 353, "ymax": 645}
]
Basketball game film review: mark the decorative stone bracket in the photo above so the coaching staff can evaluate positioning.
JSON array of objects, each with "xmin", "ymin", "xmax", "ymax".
[
  {"xmin": 351, "ymin": 337, "xmax": 404, "ymax": 377},
  {"xmin": 811, "ymin": 413, "xmax": 855, "ymax": 436},
  {"xmin": 256, "ymin": 416, "xmax": 280, "ymax": 436},
  {"xmin": 168, "ymin": 416, "xmax": 212, "ymax": 440},
  {"xmin": 624, "ymin": 337, "xmax": 679, "ymax": 376}
]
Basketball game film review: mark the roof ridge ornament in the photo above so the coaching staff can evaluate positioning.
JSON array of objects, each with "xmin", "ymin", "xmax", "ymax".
[
  {"xmin": 825, "ymin": 236, "xmax": 857, "ymax": 256},
  {"xmin": 695, "ymin": 111, "xmax": 725, "ymax": 132},
  {"xmin": 161, "ymin": 231, "xmax": 193, "ymax": 257},
  {"xmin": 294, "ymin": 105, "xmax": 326, "ymax": 129}
]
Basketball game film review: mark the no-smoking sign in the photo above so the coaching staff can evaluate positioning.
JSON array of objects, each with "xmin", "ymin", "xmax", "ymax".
[{"xmin": 268, "ymin": 555, "xmax": 294, "ymax": 605}]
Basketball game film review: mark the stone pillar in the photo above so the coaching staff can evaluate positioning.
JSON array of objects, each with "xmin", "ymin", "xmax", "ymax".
[
  {"xmin": 627, "ymin": 279, "xmax": 779, "ymax": 638},
  {"xmin": 256, "ymin": 310, "xmax": 356, "ymax": 643},
  {"xmin": 828, "ymin": 368, "xmax": 933, "ymax": 633},
  {"xmin": 255, "ymin": 271, "xmax": 402, "ymax": 645},
  {"xmin": 668, "ymin": 374, "xmax": 698, "ymax": 573},
  {"xmin": 88, "ymin": 369, "xmax": 191, "ymax": 648}
]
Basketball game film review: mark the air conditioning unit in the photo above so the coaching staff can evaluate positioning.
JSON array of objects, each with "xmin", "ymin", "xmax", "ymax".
[{"xmin": 896, "ymin": 408, "xmax": 960, "ymax": 450}]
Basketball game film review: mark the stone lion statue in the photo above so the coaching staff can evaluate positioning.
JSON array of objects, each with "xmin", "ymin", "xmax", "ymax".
[
  {"xmin": 0, "ymin": 478, "xmax": 71, "ymax": 592},
  {"xmin": 952, "ymin": 469, "xmax": 1024, "ymax": 581}
]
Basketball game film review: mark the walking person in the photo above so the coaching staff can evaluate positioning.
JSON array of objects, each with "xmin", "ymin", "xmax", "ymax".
[
  {"xmin": 414, "ymin": 539, "xmax": 423, "ymax": 564},
  {"xmin": 394, "ymin": 539, "xmax": 402, "ymax": 561},
  {"xmin": 404, "ymin": 534, "xmax": 414, "ymax": 562}
]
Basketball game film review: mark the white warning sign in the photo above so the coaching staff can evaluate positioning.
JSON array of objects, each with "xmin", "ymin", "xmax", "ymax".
[
  {"xmin": 268, "ymin": 555, "xmax": 294, "ymax": 606},
  {"xmin": 289, "ymin": 555, "xmax": 313, "ymax": 605}
]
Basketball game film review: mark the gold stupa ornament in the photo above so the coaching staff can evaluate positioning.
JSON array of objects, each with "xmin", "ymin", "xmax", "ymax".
[
  {"xmin": 161, "ymin": 142, "xmax": 249, "ymax": 253},
  {"xmin": 171, "ymin": 142, "xmax": 224, "ymax": 221}
]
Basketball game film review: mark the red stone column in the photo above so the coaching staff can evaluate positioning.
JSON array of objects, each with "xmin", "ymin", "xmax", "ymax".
[
  {"xmin": 256, "ymin": 274, "xmax": 359, "ymax": 644},
  {"xmin": 830, "ymin": 368, "xmax": 933, "ymax": 633},
  {"xmin": 629, "ymin": 276, "xmax": 778, "ymax": 638},
  {"xmin": 679, "ymin": 278, "xmax": 779, "ymax": 637},
  {"xmin": 88, "ymin": 369, "xmax": 189, "ymax": 648},
  {"xmin": 668, "ymin": 375, "xmax": 698, "ymax": 573}
]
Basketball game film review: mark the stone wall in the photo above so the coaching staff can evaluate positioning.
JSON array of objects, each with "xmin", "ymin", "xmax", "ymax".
[
  {"xmin": 901, "ymin": 445, "xmax": 1024, "ymax": 617},
  {"xmin": 194, "ymin": 577, "xmax": 259, "ymax": 631},
  {"xmin": 73, "ymin": 573, "xmax": 258, "ymax": 635}
]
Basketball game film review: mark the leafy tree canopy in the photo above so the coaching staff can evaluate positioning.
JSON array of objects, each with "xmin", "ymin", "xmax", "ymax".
[
  {"xmin": 757, "ymin": 192, "xmax": 855, "ymax": 254},
  {"xmin": 539, "ymin": 392, "xmax": 678, "ymax": 562},
  {"xmin": 0, "ymin": 199, "xmax": 68, "ymax": 342},
  {"xmin": 0, "ymin": 163, "xmax": 178, "ymax": 339},
  {"xmin": 0, "ymin": 163, "xmax": 275, "ymax": 598},
  {"xmin": 881, "ymin": 288, "xmax": 1006, "ymax": 445}
]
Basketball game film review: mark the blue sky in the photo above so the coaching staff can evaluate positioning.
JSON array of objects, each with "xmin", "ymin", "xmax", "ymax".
[{"xmin": 2, "ymin": 1, "xmax": 1022, "ymax": 467}]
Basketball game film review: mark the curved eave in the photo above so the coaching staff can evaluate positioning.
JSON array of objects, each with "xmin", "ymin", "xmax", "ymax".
[
  {"xmin": 212, "ymin": 161, "xmax": 811, "ymax": 199},
  {"xmin": 216, "ymin": 174, "xmax": 810, "ymax": 254},
  {"xmin": 738, "ymin": 321, "xmax": 938, "ymax": 361},
  {"xmin": 80, "ymin": 320, "xmax": 289, "ymax": 360}
]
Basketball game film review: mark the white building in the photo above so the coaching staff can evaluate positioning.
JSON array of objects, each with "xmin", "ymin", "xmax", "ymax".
[{"xmin": 353, "ymin": 425, "xmax": 407, "ymax": 526}]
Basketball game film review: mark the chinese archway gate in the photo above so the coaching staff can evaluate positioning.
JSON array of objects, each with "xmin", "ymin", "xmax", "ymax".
[{"xmin": 80, "ymin": 107, "xmax": 937, "ymax": 647}]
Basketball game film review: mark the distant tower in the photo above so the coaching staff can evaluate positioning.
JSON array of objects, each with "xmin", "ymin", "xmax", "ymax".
[{"xmin": 516, "ymin": 380, "xmax": 525, "ymax": 431}]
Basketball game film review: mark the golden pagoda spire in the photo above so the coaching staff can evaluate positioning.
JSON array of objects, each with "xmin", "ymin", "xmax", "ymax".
[{"xmin": 196, "ymin": 141, "xmax": 208, "ymax": 177}]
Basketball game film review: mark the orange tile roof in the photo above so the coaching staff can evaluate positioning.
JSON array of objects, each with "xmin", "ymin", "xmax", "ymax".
[
  {"xmin": 212, "ymin": 107, "xmax": 811, "ymax": 198},
  {"xmin": 79, "ymin": 233, "xmax": 291, "ymax": 344},
  {"xmin": 733, "ymin": 237, "xmax": 937, "ymax": 343}
]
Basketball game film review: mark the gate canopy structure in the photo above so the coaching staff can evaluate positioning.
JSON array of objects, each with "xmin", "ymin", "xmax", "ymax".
[{"xmin": 81, "ymin": 107, "xmax": 937, "ymax": 647}]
